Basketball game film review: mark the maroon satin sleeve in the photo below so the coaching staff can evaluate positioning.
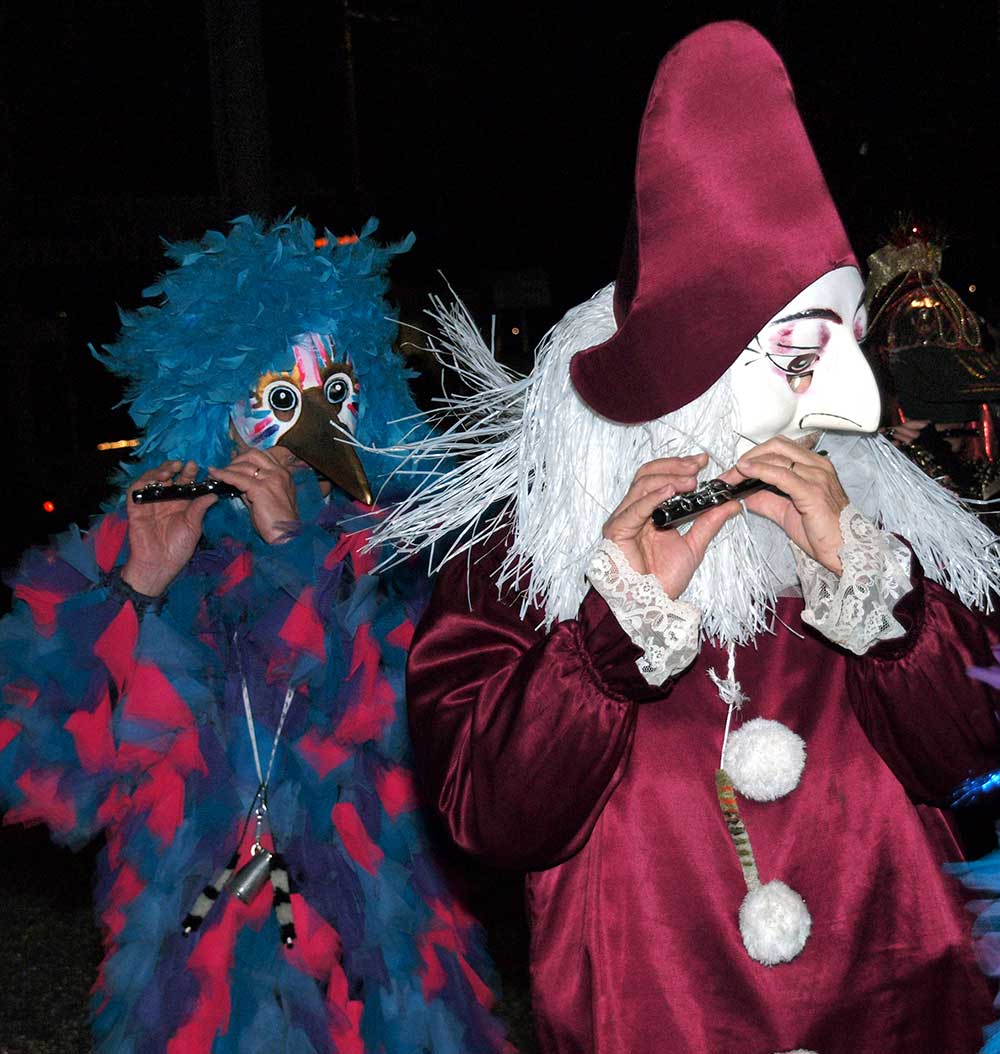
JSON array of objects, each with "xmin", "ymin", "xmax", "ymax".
[
  {"xmin": 846, "ymin": 558, "xmax": 1000, "ymax": 804},
  {"xmin": 406, "ymin": 547, "xmax": 670, "ymax": 870}
]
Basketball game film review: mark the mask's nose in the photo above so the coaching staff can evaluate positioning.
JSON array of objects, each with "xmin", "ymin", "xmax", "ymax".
[
  {"xmin": 797, "ymin": 332, "xmax": 881, "ymax": 435},
  {"xmin": 279, "ymin": 388, "xmax": 373, "ymax": 504}
]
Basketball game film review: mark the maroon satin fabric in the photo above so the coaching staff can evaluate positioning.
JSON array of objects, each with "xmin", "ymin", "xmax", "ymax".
[
  {"xmin": 570, "ymin": 22, "xmax": 856, "ymax": 423},
  {"xmin": 408, "ymin": 546, "xmax": 999, "ymax": 1053}
]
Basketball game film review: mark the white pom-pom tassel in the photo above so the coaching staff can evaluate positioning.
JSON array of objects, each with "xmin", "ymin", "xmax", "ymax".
[
  {"xmin": 739, "ymin": 879, "xmax": 811, "ymax": 965},
  {"xmin": 724, "ymin": 718, "xmax": 806, "ymax": 801}
]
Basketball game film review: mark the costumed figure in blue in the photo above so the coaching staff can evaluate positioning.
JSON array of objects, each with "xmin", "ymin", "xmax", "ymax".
[{"xmin": 0, "ymin": 215, "xmax": 509, "ymax": 1054}]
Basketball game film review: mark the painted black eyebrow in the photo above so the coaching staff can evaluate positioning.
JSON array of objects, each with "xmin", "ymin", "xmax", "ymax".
[{"xmin": 769, "ymin": 308, "xmax": 843, "ymax": 325}]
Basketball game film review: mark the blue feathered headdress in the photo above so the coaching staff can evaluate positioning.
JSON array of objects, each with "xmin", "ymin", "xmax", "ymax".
[{"xmin": 97, "ymin": 214, "xmax": 419, "ymax": 499}]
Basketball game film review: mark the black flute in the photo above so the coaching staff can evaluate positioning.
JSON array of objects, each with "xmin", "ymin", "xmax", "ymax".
[
  {"xmin": 131, "ymin": 479, "xmax": 243, "ymax": 504},
  {"xmin": 651, "ymin": 478, "xmax": 786, "ymax": 529}
]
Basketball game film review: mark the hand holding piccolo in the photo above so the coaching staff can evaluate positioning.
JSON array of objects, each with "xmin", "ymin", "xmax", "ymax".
[
  {"xmin": 651, "ymin": 477, "xmax": 787, "ymax": 529},
  {"xmin": 651, "ymin": 444, "xmax": 827, "ymax": 529}
]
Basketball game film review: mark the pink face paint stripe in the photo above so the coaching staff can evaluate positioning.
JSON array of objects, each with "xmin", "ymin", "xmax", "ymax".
[
  {"xmin": 292, "ymin": 340, "xmax": 324, "ymax": 390},
  {"xmin": 251, "ymin": 423, "xmax": 280, "ymax": 447},
  {"xmin": 310, "ymin": 332, "xmax": 330, "ymax": 369},
  {"xmin": 288, "ymin": 333, "xmax": 328, "ymax": 392}
]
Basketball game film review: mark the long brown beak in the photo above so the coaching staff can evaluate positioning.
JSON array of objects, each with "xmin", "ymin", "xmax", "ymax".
[{"xmin": 278, "ymin": 389, "xmax": 373, "ymax": 504}]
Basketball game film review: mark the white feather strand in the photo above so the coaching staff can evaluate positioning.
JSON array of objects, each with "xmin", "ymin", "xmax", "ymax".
[{"xmin": 368, "ymin": 285, "xmax": 1000, "ymax": 643}]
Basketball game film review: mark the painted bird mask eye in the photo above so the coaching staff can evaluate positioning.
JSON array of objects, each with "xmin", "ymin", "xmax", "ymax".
[
  {"xmin": 230, "ymin": 333, "xmax": 372, "ymax": 504},
  {"xmin": 322, "ymin": 370, "xmax": 358, "ymax": 430},
  {"xmin": 261, "ymin": 378, "xmax": 302, "ymax": 424}
]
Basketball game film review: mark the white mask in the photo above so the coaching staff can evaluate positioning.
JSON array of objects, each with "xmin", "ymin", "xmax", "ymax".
[{"xmin": 728, "ymin": 267, "xmax": 880, "ymax": 458}]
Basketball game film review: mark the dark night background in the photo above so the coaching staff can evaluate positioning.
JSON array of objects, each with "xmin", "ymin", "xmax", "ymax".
[
  {"xmin": 0, "ymin": 1, "xmax": 997, "ymax": 1048},
  {"xmin": 2, "ymin": 0, "xmax": 998, "ymax": 563}
]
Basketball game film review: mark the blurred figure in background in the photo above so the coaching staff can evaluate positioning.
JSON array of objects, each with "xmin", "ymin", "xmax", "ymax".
[{"xmin": 865, "ymin": 225, "xmax": 1000, "ymax": 502}]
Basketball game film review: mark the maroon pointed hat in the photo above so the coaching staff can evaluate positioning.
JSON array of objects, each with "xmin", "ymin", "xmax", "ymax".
[{"xmin": 570, "ymin": 21, "xmax": 857, "ymax": 424}]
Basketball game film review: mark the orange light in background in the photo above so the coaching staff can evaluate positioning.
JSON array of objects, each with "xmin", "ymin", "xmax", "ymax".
[
  {"xmin": 982, "ymin": 402, "xmax": 996, "ymax": 461},
  {"xmin": 42, "ymin": 501, "xmax": 55, "ymax": 513},
  {"xmin": 969, "ymin": 284, "xmax": 977, "ymax": 293},
  {"xmin": 96, "ymin": 439, "xmax": 140, "ymax": 452},
  {"xmin": 314, "ymin": 235, "xmax": 359, "ymax": 249},
  {"xmin": 511, "ymin": 327, "xmax": 520, "ymax": 335}
]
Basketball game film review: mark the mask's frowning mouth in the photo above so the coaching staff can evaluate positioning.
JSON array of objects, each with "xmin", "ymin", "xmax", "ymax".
[{"xmin": 798, "ymin": 412, "xmax": 863, "ymax": 430}]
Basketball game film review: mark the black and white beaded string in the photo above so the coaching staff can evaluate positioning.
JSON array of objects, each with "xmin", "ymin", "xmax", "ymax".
[{"xmin": 181, "ymin": 675, "xmax": 297, "ymax": 946}]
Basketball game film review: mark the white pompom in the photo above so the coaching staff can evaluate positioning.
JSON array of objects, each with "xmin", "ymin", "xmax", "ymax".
[
  {"xmin": 739, "ymin": 879, "xmax": 811, "ymax": 965},
  {"xmin": 724, "ymin": 718, "xmax": 806, "ymax": 801},
  {"xmin": 774, "ymin": 1049, "xmax": 819, "ymax": 1054}
]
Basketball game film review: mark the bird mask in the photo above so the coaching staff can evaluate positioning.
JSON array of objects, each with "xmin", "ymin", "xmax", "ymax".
[
  {"xmin": 230, "ymin": 332, "xmax": 372, "ymax": 504},
  {"xmin": 97, "ymin": 214, "xmax": 421, "ymax": 531}
]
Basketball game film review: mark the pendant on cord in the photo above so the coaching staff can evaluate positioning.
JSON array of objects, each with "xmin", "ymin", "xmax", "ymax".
[
  {"xmin": 710, "ymin": 655, "xmax": 810, "ymax": 965},
  {"xmin": 181, "ymin": 793, "xmax": 296, "ymax": 947},
  {"xmin": 716, "ymin": 768, "xmax": 810, "ymax": 965}
]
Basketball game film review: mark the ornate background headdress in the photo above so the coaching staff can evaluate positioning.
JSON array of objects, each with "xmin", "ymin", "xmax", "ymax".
[{"xmin": 864, "ymin": 223, "xmax": 998, "ymax": 421}]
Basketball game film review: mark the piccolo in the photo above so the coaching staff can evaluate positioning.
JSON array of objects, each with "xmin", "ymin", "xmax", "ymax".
[
  {"xmin": 651, "ymin": 478, "xmax": 786, "ymax": 530},
  {"xmin": 131, "ymin": 479, "xmax": 243, "ymax": 504}
]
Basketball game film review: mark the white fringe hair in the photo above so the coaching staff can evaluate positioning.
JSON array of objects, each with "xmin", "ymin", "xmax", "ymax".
[{"xmin": 370, "ymin": 284, "xmax": 1000, "ymax": 645}]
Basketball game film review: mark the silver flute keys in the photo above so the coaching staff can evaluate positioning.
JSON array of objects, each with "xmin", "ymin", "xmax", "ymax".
[{"xmin": 651, "ymin": 478, "xmax": 786, "ymax": 530}]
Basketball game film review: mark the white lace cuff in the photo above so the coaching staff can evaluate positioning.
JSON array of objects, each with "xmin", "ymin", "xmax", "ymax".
[
  {"xmin": 587, "ymin": 538, "xmax": 702, "ymax": 686},
  {"xmin": 793, "ymin": 505, "xmax": 913, "ymax": 656}
]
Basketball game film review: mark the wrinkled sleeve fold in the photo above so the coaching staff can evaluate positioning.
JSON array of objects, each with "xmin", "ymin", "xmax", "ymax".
[
  {"xmin": 846, "ymin": 557, "xmax": 1000, "ymax": 804},
  {"xmin": 407, "ymin": 554, "xmax": 667, "ymax": 870}
]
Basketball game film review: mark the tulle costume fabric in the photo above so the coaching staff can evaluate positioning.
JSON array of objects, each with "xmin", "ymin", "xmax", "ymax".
[{"xmin": 0, "ymin": 215, "xmax": 508, "ymax": 1053}]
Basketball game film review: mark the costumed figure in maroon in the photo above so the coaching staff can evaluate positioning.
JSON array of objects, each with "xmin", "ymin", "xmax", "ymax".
[{"xmin": 369, "ymin": 23, "xmax": 1000, "ymax": 1054}]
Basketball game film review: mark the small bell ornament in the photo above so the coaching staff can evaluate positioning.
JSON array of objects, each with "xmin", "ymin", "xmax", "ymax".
[
  {"xmin": 182, "ymin": 682, "xmax": 298, "ymax": 945},
  {"xmin": 225, "ymin": 807, "xmax": 273, "ymax": 903},
  {"xmin": 227, "ymin": 844, "xmax": 274, "ymax": 903}
]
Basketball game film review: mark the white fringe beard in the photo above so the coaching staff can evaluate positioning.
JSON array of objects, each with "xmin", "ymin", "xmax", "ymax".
[{"xmin": 370, "ymin": 284, "xmax": 1000, "ymax": 646}]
